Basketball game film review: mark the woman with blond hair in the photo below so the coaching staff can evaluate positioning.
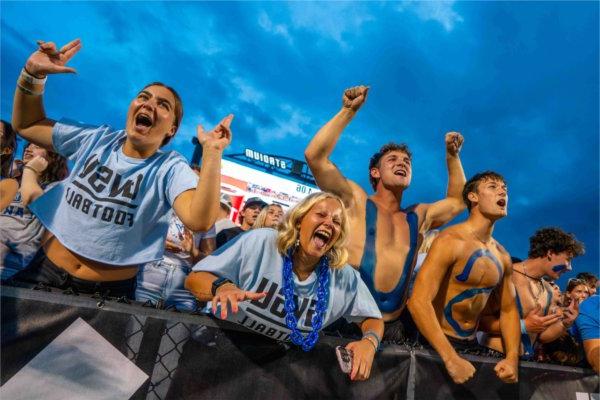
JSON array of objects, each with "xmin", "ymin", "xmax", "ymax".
[
  {"xmin": 252, "ymin": 203, "xmax": 284, "ymax": 229},
  {"xmin": 186, "ymin": 192, "xmax": 383, "ymax": 381}
]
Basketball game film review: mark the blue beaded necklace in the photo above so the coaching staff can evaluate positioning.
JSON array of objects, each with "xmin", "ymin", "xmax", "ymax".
[{"xmin": 282, "ymin": 250, "xmax": 330, "ymax": 351}]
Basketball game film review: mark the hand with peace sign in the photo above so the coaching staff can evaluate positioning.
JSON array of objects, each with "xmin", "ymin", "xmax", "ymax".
[
  {"xmin": 25, "ymin": 39, "xmax": 82, "ymax": 78},
  {"xmin": 196, "ymin": 114, "xmax": 234, "ymax": 153}
]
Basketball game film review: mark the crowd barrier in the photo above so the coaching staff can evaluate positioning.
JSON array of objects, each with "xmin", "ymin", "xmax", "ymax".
[{"xmin": 1, "ymin": 286, "xmax": 598, "ymax": 400}]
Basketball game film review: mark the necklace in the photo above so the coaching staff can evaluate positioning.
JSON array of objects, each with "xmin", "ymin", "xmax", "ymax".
[
  {"xmin": 469, "ymin": 228, "xmax": 492, "ymax": 245},
  {"xmin": 282, "ymin": 251, "xmax": 330, "ymax": 351},
  {"xmin": 515, "ymin": 261, "xmax": 545, "ymax": 302}
]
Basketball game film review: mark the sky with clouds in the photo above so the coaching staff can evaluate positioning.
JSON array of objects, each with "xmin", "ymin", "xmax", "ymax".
[{"xmin": 1, "ymin": 1, "xmax": 598, "ymax": 286}]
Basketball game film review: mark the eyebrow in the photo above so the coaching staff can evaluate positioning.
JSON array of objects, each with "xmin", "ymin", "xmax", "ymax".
[{"xmin": 139, "ymin": 90, "xmax": 174, "ymax": 109}]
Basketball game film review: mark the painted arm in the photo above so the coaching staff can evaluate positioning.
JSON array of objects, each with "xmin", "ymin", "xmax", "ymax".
[
  {"xmin": 493, "ymin": 260, "xmax": 519, "ymax": 383},
  {"xmin": 419, "ymin": 132, "xmax": 466, "ymax": 232},
  {"xmin": 0, "ymin": 178, "xmax": 18, "ymax": 212},
  {"xmin": 583, "ymin": 339, "xmax": 600, "ymax": 373},
  {"xmin": 408, "ymin": 235, "xmax": 476, "ymax": 384},
  {"xmin": 173, "ymin": 115, "xmax": 232, "ymax": 232},
  {"xmin": 19, "ymin": 156, "xmax": 48, "ymax": 206},
  {"xmin": 304, "ymin": 86, "xmax": 368, "ymax": 208},
  {"xmin": 13, "ymin": 39, "xmax": 82, "ymax": 150}
]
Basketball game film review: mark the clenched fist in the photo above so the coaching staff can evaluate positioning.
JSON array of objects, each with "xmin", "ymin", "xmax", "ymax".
[
  {"xmin": 342, "ymin": 86, "xmax": 369, "ymax": 112},
  {"xmin": 445, "ymin": 132, "xmax": 464, "ymax": 157}
]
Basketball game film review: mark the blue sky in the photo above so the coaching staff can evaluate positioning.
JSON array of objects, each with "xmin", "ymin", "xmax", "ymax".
[{"xmin": 1, "ymin": 1, "xmax": 598, "ymax": 287}]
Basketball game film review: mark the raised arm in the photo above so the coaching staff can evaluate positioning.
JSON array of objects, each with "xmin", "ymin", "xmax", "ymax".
[
  {"xmin": 419, "ymin": 132, "xmax": 466, "ymax": 232},
  {"xmin": 173, "ymin": 115, "xmax": 232, "ymax": 232},
  {"xmin": 12, "ymin": 39, "xmax": 81, "ymax": 150},
  {"xmin": 493, "ymin": 257, "xmax": 520, "ymax": 383},
  {"xmin": 19, "ymin": 156, "xmax": 48, "ymax": 206},
  {"xmin": 304, "ymin": 86, "xmax": 368, "ymax": 208},
  {"xmin": 408, "ymin": 235, "xmax": 475, "ymax": 384}
]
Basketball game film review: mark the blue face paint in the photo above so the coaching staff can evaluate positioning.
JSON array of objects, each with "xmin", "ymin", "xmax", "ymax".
[{"xmin": 552, "ymin": 264, "xmax": 568, "ymax": 273}]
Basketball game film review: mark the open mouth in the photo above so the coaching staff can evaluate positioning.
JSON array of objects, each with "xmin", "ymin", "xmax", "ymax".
[
  {"xmin": 135, "ymin": 113, "xmax": 153, "ymax": 130},
  {"xmin": 312, "ymin": 229, "xmax": 332, "ymax": 250},
  {"xmin": 394, "ymin": 169, "xmax": 407, "ymax": 177},
  {"xmin": 496, "ymin": 199, "xmax": 506, "ymax": 207}
]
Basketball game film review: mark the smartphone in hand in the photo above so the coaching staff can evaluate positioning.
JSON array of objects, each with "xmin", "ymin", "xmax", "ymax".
[{"xmin": 335, "ymin": 346, "xmax": 353, "ymax": 374}]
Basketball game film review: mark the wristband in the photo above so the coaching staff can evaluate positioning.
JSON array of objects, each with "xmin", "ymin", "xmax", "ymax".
[
  {"xmin": 362, "ymin": 336, "xmax": 377, "ymax": 352},
  {"xmin": 362, "ymin": 330, "xmax": 381, "ymax": 350},
  {"xmin": 23, "ymin": 165, "xmax": 40, "ymax": 175},
  {"xmin": 520, "ymin": 319, "xmax": 527, "ymax": 335},
  {"xmin": 211, "ymin": 277, "xmax": 233, "ymax": 296},
  {"xmin": 20, "ymin": 68, "xmax": 48, "ymax": 85}
]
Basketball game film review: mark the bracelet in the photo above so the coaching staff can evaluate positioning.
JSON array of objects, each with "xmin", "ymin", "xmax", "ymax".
[
  {"xmin": 362, "ymin": 336, "xmax": 378, "ymax": 351},
  {"xmin": 23, "ymin": 165, "xmax": 40, "ymax": 175},
  {"xmin": 21, "ymin": 68, "xmax": 47, "ymax": 84},
  {"xmin": 520, "ymin": 319, "xmax": 527, "ymax": 335},
  {"xmin": 362, "ymin": 330, "xmax": 381, "ymax": 350}
]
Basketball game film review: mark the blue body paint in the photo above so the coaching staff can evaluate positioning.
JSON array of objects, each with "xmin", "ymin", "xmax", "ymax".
[
  {"xmin": 444, "ymin": 249, "xmax": 504, "ymax": 337},
  {"xmin": 552, "ymin": 264, "xmax": 568, "ymax": 273}
]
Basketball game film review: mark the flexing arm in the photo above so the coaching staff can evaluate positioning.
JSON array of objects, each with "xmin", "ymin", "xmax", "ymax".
[
  {"xmin": 419, "ymin": 132, "xmax": 466, "ymax": 232},
  {"xmin": 0, "ymin": 179, "xmax": 18, "ymax": 212},
  {"xmin": 494, "ymin": 260, "xmax": 520, "ymax": 383},
  {"xmin": 173, "ymin": 115, "xmax": 232, "ymax": 232},
  {"xmin": 408, "ymin": 235, "xmax": 476, "ymax": 384},
  {"xmin": 304, "ymin": 86, "xmax": 368, "ymax": 208},
  {"xmin": 12, "ymin": 39, "xmax": 81, "ymax": 150}
]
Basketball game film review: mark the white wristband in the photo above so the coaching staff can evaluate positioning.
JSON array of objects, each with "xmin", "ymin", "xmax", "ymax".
[{"xmin": 20, "ymin": 68, "xmax": 47, "ymax": 85}]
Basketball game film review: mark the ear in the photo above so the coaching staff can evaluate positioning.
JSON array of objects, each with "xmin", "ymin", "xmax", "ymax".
[
  {"xmin": 370, "ymin": 167, "xmax": 381, "ymax": 180},
  {"xmin": 467, "ymin": 192, "xmax": 478, "ymax": 205},
  {"xmin": 546, "ymin": 250, "xmax": 554, "ymax": 260}
]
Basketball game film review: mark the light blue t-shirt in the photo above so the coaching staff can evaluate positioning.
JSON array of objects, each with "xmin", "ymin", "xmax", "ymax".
[
  {"xmin": 573, "ymin": 295, "xmax": 599, "ymax": 342},
  {"xmin": 28, "ymin": 119, "xmax": 198, "ymax": 266},
  {"xmin": 192, "ymin": 228, "xmax": 382, "ymax": 341}
]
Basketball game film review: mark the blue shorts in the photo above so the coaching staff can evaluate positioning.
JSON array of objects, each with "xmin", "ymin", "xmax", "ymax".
[{"xmin": 135, "ymin": 259, "xmax": 199, "ymax": 312}]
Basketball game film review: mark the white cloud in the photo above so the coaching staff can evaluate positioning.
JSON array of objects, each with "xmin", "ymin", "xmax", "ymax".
[
  {"xmin": 231, "ymin": 77, "xmax": 265, "ymax": 106},
  {"xmin": 256, "ymin": 104, "xmax": 312, "ymax": 143},
  {"xmin": 399, "ymin": 0, "xmax": 463, "ymax": 32},
  {"xmin": 258, "ymin": 11, "xmax": 293, "ymax": 44}
]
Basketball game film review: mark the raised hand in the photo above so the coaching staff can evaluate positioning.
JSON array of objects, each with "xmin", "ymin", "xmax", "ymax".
[
  {"xmin": 494, "ymin": 357, "xmax": 518, "ymax": 383},
  {"xmin": 211, "ymin": 284, "xmax": 266, "ymax": 319},
  {"xmin": 561, "ymin": 298, "xmax": 579, "ymax": 328},
  {"xmin": 524, "ymin": 304, "xmax": 560, "ymax": 333},
  {"xmin": 444, "ymin": 354, "xmax": 476, "ymax": 384},
  {"xmin": 26, "ymin": 155, "xmax": 48, "ymax": 174},
  {"xmin": 197, "ymin": 114, "xmax": 233, "ymax": 152},
  {"xmin": 345, "ymin": 339, "xmax": 376, "ymax": 381},
  {"xmin": 25, "ymin": 39, "xmax": 82, "ymax": 78},
  {"xmin": 445, "ymin": 131, "xmax": 464, "ymax": 157},
  {"xmin": 342, "ymin": 86, "xmax": 369, "ymax": 112}
]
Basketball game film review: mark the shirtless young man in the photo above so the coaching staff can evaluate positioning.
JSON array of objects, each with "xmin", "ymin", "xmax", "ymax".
[
  {"xmin": 304, "ymin": 86, "xmax": 466, "ymax": 339},
  {"xmin": 479, "ymin": 227, "xmax": 585, "ymax": 359},
  {"xmin": 409, "ymin": 171, "xmax": 519, "ymax": 384}
]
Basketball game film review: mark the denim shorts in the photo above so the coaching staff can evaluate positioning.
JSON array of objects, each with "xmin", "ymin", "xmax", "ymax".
[{"xmin": 135, "ymin": 259, "xmax": 199, "ymax": 312}]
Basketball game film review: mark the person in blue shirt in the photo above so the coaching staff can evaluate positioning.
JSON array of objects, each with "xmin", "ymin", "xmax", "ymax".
[
  {"xmin": 573, "ymin": 295, "xmax": 599, "ymax": 372},
  {"xmin": 11, "ymin": 38, "xmax": 232, "ymax": 298},
  {"xmin": 186, "ymin": 192, "xmax": 384, "ymax": 381}
]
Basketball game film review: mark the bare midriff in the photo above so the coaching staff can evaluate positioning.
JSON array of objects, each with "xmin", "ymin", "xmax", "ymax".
[{"xmin": 43, "ymin": 235, "xmax": 139, "ymax": 282}]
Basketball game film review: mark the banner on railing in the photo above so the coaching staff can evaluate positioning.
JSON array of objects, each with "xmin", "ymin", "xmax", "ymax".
[{"xmin": 1, "ymin": 287, "xmax": 598, "ymax": 400}]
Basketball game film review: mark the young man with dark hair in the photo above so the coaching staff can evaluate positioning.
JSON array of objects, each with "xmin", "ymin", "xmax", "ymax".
[
  {"xmin": 304, "ymin": 86, "xmax": 466, "ymax": 341},
  {"xmin": 409, "ymin": 171, "xmax": 519, "ymax": 384},
  {"xmin": 480, "ymin": 227, "xmax": 585, "ymax": 360},
  {"xmin": 216, "ymin": 197, "xmax": 267, "ymax": 248}
]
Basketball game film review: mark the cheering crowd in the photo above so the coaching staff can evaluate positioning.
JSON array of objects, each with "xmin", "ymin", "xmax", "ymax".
[{"xmin": 1, "ymin": 39, "xmax": 598, "ymax": 384}]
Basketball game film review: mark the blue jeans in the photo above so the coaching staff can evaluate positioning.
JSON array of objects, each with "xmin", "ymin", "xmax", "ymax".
[{"xmin": 135, "ymin": 259, "xmax": 199, "ymax": 312}]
